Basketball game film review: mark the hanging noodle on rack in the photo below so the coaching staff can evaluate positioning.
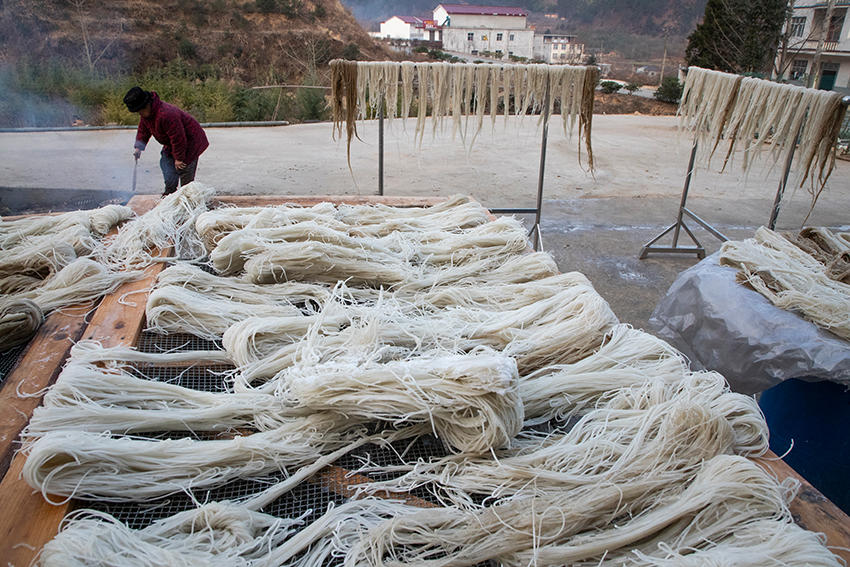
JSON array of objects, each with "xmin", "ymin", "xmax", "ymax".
[
  {"xmin": 329, "ymin": 60, "xmax": 596, "ymax": 166},
  {"xmin": 679, "ymin": 67, "xmax": 845, "ymax": 214}
]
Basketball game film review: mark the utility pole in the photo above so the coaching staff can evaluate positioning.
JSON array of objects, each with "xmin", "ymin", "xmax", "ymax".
[
  {"xmin": 659, "ymin": 23, "xmax": 673, "ymax": 87},
  {"xmin": 809, "ymin": 0, "xmax": 837, "ymax": 88}
]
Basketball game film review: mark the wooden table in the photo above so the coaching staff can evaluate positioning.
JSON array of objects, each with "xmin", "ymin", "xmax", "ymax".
[{"xmin": 1, "ymin": 194, "xmax": 848, "ymax": 566}]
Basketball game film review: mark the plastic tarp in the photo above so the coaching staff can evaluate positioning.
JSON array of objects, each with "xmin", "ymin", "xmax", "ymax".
[{"xmin": 650, "ymin": 253, "xmax": 850, "ymax": 395}]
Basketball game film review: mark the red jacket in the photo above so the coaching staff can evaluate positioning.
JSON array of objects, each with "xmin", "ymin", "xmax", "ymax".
[{"xmin": 134, "ymin": 92, "xmax": 209, "ymax": 163}]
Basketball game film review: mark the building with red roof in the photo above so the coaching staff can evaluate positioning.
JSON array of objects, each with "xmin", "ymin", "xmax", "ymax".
[{"xmin": 434, "ymin": 3, "xmax": 534, "ymax": 59}]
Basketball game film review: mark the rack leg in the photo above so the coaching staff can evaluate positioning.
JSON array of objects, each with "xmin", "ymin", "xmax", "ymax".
[{"xmin": 378, "ymin": 103, "xmax": 384, "ymax": 196}]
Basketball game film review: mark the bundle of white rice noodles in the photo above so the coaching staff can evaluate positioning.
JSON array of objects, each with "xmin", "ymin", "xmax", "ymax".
[
  {"xmin": 359, "ymin": 371, "xmax": 766, "ymax": 506},
  {"xmin": 23, "ymin": 358, "xmax": 280, "ymax": 439},
  {"xmin": 21, "ymin": 412, "xmax": 360, "ymax": 502},
  {"xmin": 145, "ymin": 286, "xmax": 304, "ymax": 341},
  {"xmin": 520, "ymin": 323, "xmax": 689, "ymax": 423},
  {"xmin": 245, "ymin": 244, "xmax": 559, "ymax": 294},
  {"xmin": 0, "ymin": 225, "xmax": 98, "ymax": 283},
  {"xmin": 196, "ymin": 201, "xmax": 344, "ymax": 252},
  {"xmin": 27, "ymin": 340, "xmax": 522, "ymax": 454},
  {"xmin": 36, "ymin": 497, "xmax": 416, "ymax": 567},
  {"xmin": 0, "ymin": 204, "xmax": 133, "ymax": 249},
  {"xmin": 225, "ymin": 275, "xmax": 616, "ymax": 387},
  {"xmin": 15, "ymin": 257, "xmax": 141, "ymax": 313},
  {"xmin": 219, "ymin": 270, "xmax": 572, "ymax": 372},
  {"xmin": 623, "ymin": 519, "xmax": 841, "ymax": 567},
  {"xmin": 0, "ymin": 206, "xmax": 132, "ymax": 295},
  {"xmin": 356, "ymin": 455, "xmax": 801, "ymax": 567},
  {"xmin": 195, "ymin": 195, "xmax": 489, "ymax": 252},
  {"xmin": 102, "ymin": 182, "xmax": 214, "ymax": 268},
  {"xmin": 146, "ymin": 263, "xmax": 385, "ymax": 339},
  {"xmin": 36, "ymin": 504, "xmax": 306, "ymax": 567},
  {"xmin": 720, "ymin": 226, "xmax": 850, "ymax": 340},
  {"xmin": 0, "ymin": 258, "xmax": 141, "ymax": 350},
  {"xmin": 279, "ymin": 348, "xmax": 522, "ymax": 453},
  {"xmin": 211, "ymin": 215, "xmax": 527, "ymax": 280}
]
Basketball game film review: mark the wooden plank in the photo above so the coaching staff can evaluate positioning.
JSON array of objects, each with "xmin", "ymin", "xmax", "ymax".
[
  {"xmin": 756, "ymin": 452, "xmax": 850, "ymax": 564},
  {"xmin": 0, "ymin": 195, "xmax": 164, "ymax": 567},
  {"xmin": 214, "ymin": 195, "xmax": 445, "ymax": 208},
  {"xmin": 0, "ymin": 307, "xmax": 90, "ymax": 479}
]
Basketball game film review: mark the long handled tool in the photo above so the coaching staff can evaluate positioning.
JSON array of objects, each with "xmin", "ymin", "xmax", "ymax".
[{"xmin": 131, "ymin": 155, "xmax": 139, "ymax": 192}]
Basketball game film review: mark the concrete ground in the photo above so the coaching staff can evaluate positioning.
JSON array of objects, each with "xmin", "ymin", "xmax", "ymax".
[{"xmin": 1, "ymin": 115, "xmax": 848, "ymax": 331}]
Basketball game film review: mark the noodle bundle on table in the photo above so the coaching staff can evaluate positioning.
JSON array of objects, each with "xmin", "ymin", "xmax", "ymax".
[{"xmin": 720, "ymin": 226, "xmax": 850, "ymax": 340}]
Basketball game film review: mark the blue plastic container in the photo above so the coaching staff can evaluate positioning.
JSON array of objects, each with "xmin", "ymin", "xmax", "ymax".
[{"xmin": 758, "ymin": 378, "xmax": 850, "ymax": 514}]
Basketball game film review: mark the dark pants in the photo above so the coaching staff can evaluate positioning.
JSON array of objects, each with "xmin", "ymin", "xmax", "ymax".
[{"xmin": 160, "ymin": 153, "xmax": 198, "ymax": 195}]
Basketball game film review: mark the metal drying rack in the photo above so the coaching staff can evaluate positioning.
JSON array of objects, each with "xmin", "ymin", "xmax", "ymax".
[{"xmin": 639, "ymin": 75, "xmax": 850, "ymax": 260}]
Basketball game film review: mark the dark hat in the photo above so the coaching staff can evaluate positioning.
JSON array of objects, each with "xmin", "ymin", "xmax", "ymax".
[{"xmin": 123, "ymin": 87, "xmax": 151, "ymax": 112}]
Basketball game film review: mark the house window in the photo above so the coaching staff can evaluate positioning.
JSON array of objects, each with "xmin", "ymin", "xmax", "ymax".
[
  {"xmin": 496, "ymin": 33, "xmax": 503, "ymax": 41},
  {"xmin": 471, "ymin": 50, "xmax": 479, "ymax": 55},
  {"xmin": 509, "ymin": 34, "xmax": 515, "ymax": 41},
  {"xmin": 791, "ymin": 16, "xmax": 806, "ymax": 37},
  {"xmin": 467, "ymin": 32, "xmax": 474, "ymax": 41},
  {"xmin": 828, "ymin": 14, "xmax": 844, "ymax": 42},
  {"xmin": 791, "ymin": 59, "xmax": 808, "ymax": 80}
]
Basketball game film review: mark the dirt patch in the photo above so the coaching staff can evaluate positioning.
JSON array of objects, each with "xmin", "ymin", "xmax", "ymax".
[{"xmin": 593, "ymin": 93, "xmax": 678, "ymax": 116}]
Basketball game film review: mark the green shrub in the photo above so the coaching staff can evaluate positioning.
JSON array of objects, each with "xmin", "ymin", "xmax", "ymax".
[
  {"xmin": 341, "ymin": 43, "xmax": 360, "ymax": 61},
  {"xmin": 177, "ymin": 38, "xmax": 198, "ymax": 60},
  {"xmin": 101, "ymin": 94, "xmax": 137, "ymax": 125},
  {"xmin": 654, "ymin": 76, "xmax": 683, "ymax": 103},
  {"xmin": 296, "ymin": 75, "xmax": 327, "ymax": 121},
  {"xmin": 599, "ymin": 80, "xmax": 622, "ymax": 94},
  {"xmin": 625, "ymin": 82, "xmax": 640, "ymax": 94},
  {"xmin": 255, "ymin": 0, "xmax": 277, "ymax": 13}
]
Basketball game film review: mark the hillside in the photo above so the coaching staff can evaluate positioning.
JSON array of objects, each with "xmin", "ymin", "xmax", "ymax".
[
  {"xmin": 341, "ymin": 0, "xmax": 705, "ymax": 36},
  {"xmin": 0, "ymin": 0, "xmax": 391, "ymax": 82},
  {"xmin": 342, "ymin": 0, "xmax": 706, "ymax": 61}
]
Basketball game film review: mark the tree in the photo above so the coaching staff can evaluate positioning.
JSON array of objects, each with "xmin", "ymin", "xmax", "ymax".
[
  {"xmin": 71, "ymin": 0, "xmax": 124, "ymax": 73},
  {"xmin": 685, "ymin": 0, "xmax": 788, "ymax": 74},
  {"xmin": 654, "ymin": 76, "xmax": 683, "ymax": 103},
  {"xmin": 599, "ymin": 80, "xmax": 623, "ymax": 94}
]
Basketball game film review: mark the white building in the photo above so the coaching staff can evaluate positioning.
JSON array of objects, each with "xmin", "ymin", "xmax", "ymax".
[
  {"xmin": 379, "ymin": 16, "xmax": 425, "ymax": 40},
  {"xmin": 777, "ymin": 1, "xmax": 850, "ymax": 94},
  {"xmin": 533, "ymin": 34, "xmax": 584, "ymax": 64},
  {"xmin": 434, "ymin": 4, "xmax": 535, "ymax": 60},
  {"xmin": 376, "ymin": 15, "xmax": 443, "ymax": 42}
]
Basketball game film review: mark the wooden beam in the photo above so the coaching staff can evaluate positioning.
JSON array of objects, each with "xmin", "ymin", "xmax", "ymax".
[
  {"xmin": 756, "ymin": 452, "xmax": 850, "ymax": 564},
  {"xmin": 0, "ymin": 306, "xmax": 91, "ymax": 480},
  {"xmin": 213, "ymin": 195, "xmax": 445, "ymax": 208},
  {"xmin": 316, "ymin": 465, "xmax": 436, "ymax": 509}
]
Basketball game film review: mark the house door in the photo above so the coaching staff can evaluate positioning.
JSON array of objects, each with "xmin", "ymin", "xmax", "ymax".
[
  {"xmin": 819, "ymin": 70, "xmax": 837, "ymax": 90},
  {"xmin": 818, "ymin": 63, "xmax": 840, "ymax": 90}
]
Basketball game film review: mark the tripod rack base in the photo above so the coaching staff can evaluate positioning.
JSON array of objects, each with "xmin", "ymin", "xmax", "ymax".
[{"xmin": 640, "ymin": 207, "xmax": 728, "ymax": 260}]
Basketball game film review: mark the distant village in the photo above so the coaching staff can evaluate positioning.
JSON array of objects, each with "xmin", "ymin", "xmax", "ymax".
[{"xmin": 371, "ymin": 3, "xmax": 586, "ymax": 66}]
